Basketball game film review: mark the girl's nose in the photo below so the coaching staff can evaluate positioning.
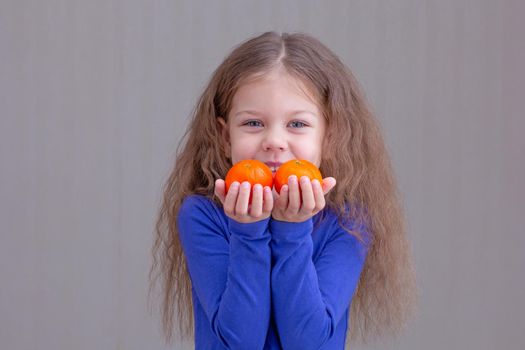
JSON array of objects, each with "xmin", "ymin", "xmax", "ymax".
[{"xmin": 262, "ymin": 129, "xmax": 287, "ymax": 151}]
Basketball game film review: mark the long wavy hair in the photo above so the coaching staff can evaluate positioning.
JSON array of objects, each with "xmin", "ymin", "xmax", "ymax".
[{"xmin": 149, "ymin": 31, "xmax": 417, "ymax": 347}]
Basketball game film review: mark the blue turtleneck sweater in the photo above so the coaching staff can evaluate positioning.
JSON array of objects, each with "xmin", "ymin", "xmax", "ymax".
[{"xmin": 177, "ymin": 194, "xmax": 370, "ymax": 350}]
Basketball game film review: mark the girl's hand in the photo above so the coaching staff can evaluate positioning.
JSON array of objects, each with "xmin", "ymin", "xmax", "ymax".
[
  {"xmin": 271, "ymin": 175, "xmax": 336, "ymax": 223},
  {"xmin": 214, "ymin": 179, "xmax": 274, "ymax": 224}
]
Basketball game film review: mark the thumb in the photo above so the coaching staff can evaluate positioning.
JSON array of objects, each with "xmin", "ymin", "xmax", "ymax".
[
  {"xmin": 214, "ymin": 179, "xmax": 226, "ymax": 204},
  {"xmin": 321, "ymin": 177, "xmax": 336, "ymax": 195}
]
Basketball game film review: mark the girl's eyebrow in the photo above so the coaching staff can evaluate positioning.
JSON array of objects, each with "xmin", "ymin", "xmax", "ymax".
[{"xmin": 234, "ymin": 110, "xmax": 318, "ymax": 118}]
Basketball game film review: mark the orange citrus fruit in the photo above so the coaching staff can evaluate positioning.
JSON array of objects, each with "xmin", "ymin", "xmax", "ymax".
[
  {"xmin": 225, "ymin": 159, "xmax": 274, "ymax": 194},
  {"xmin": 274, "ymin": 159, "xmax": 323, "ymax": 194}
]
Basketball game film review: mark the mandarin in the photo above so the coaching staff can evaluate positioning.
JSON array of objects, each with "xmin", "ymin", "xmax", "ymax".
[
  {"xmin": 225, "ymin": 159, "xmax": 274, "ymax": 194},
  {"xmin": 274, "ymin": 159, "xmax": 323, "ymax": 194}
]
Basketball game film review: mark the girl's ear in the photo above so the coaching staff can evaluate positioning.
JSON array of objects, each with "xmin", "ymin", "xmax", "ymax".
[{"xmin": 217, "ymin": 117, "xmax": 231, "ymax": 156}]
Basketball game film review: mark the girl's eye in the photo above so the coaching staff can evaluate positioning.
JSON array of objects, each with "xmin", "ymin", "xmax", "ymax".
[
  {"xmin": 243, "ymin": 120, "xmax": 263, "ymax": 127},
  {"xmin": 289, "ymin": 120, "xmax": 307, "ymax": 128}
]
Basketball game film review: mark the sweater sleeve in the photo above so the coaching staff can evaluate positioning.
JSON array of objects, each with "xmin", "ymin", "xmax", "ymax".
[
  {"xmin": 177, "ymin": 196, "xmax": 272, "ymax": 350},
  {"xmin": 269, "ymin": 216, "xmax": 369, "ymax": 350}
]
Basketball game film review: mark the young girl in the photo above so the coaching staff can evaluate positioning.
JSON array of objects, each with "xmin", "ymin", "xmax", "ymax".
[{"xmin": 150, "ymin": 31, "xmax": 417, "ymax": 349}]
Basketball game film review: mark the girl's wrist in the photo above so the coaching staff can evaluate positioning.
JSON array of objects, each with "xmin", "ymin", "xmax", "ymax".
[
  {"xmin": 228, "ymin": 216, "xmax": 271, "ymax": 237},
  {"xmin": 269, "ymin": 216, "xmax": 313, "ymax": 240}
]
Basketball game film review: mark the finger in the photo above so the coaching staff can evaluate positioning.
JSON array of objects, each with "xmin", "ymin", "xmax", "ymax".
[
  {"xmin": 214, "ymin": 179, "xmax": 226, "ymax": 204},
  {"xmin": 299, "ymin": 176, "xmax": 316, "ymax": 213},
  {"xmin": 235, "ymin": 181, "xmax": 251, "ymax": 216},
  {"xmin": 287, "ymin": 175, "xmax": 300, "ymax": 214},
  {"xmin": 263, "ymin": 186, "xmax": 273, "ymax": 214},
  {"xmin": 249, "ymin": 184, "xmax": 263, "ymax": 217},
  {"xmin": 312, "ymin": 179, "xmax": 326, "ymax": 212},
  {"xmin": 271, "ymin": 185, "xmax": 279, "ymax": 203},
  {"xmin": 276, "ymin": 184, "xmax": 289, "ymax": 210},
  {"xmin": 321, "ymin": 177, "xmax": 337, "ymax": 195},
  {"xmin": 224, "ymin": 181, "xmax": 240, "ymax": 215}
]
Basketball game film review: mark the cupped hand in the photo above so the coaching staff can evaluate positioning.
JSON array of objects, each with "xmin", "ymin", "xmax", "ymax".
[
  {"xmin": 214, "ymin": 179, "xmax": 274, "ymax": 224},
  {"xmin": 271, "ymin": 175, "xmax": 336, "ymax": 223}
]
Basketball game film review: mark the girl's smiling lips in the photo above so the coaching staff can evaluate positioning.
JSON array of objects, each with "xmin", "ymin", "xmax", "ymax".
[{"xmin": 264, "ymin": 161, "xmax": 283, "ymax": 172}]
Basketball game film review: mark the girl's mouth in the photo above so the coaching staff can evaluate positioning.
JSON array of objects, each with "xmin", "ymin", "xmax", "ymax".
[{"xmin": 265, "ymin": 162, "xmax": 282, "ymax": 173}]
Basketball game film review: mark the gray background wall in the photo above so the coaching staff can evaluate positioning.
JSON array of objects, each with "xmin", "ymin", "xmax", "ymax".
[{"xmin": 1, "ymin": 1, "xmax": 524, "ymax": 349}]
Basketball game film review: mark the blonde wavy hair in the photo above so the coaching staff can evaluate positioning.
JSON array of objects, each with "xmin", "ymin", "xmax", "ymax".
[{"xmin": 149, "ymin": 31, "xmax": 417, "ymax": 347}]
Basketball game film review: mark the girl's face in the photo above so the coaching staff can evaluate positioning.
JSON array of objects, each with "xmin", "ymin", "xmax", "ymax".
[{"xmin": 218, "ymin": 71, "xmax": 326, "ymax": 174}]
